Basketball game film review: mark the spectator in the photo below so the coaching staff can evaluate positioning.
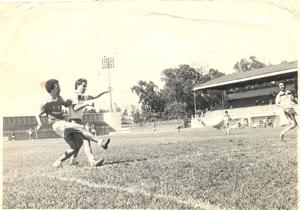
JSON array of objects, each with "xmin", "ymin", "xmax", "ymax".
[{"xmin": 91, "ymin": 123, "xmax": 96, "ymax": 136}]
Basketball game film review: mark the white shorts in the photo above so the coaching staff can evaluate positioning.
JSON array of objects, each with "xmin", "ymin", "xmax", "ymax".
[{"xmin": 52, "ymin": 120, "xmax": 85, "ymax": 138}]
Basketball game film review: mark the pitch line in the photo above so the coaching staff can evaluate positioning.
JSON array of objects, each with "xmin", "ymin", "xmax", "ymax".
[{"xmin": 43, "ymin": 174, "xmax": 232, "ymax": 210}]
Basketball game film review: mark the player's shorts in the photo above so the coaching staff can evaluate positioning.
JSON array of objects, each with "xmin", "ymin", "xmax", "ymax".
[
  {"xmin": 52, "ymin": 120, "xmax": 85, "ymax": 138},
  {"xmin": 64, "ymin": 132, "xmax": 84, "ymax": 150},
  {"xmin": 284, "ymin": 108, "xmax": 297, "ymax": 118},
  {"xmin": 68, "ymin": 119, "xmax": 86, "ymax": 149}
]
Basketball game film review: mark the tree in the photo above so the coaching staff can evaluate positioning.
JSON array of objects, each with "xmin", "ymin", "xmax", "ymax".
[
  {"xmin": 132, "ymin": 65, "xmax": 225, "ymax": 121},
  {"xmin": 131, "ymin": 80, "xmax": 166, "ymax": 120},
  {"xmin": 161, "ymin": 65, "xmax": 213, "ymax": 119},
  {"xmin": 208, "ymin": 68, "xmax": 225, "ymax": 79},
  {"xmin": 130, "ymin": 105, "xmax": 143, "ymax": 125},
  {"xmin": 233, "ymin": 56, "xmax": 266, "ymax": 73},
  {"xmin": 162, "ymin": 101, "xmax": 188, "ymax": 120}
]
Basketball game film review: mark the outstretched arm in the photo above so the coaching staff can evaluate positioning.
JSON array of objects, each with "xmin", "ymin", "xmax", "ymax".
[{"xmin": 87, "ymin": 90, "xmax": 110, "ymax": 100}]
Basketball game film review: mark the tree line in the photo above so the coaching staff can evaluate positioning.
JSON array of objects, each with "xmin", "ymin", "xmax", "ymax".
[
  {"xmin": 131, "ymin": 64, "xmax": 225, "ymax": 123},
  {"xmin": 130, "ymin": 56, "xmax": 287, "ymax": 124}
]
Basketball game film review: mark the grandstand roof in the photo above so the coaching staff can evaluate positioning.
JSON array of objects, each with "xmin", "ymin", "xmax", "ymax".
[{"xmin": 194, "ymin": 61, "xmax": 298, "ymax": 91}]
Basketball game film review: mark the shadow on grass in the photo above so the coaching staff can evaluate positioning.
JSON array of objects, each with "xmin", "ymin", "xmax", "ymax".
[{"xmin": 103, "ymin": 156, "xmax": 160, "ymax": 166}]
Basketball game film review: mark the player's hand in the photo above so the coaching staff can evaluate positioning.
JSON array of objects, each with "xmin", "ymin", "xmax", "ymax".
[{"xmin": 65, "ymin": 99, "xmax": 72, "ymax": 107}]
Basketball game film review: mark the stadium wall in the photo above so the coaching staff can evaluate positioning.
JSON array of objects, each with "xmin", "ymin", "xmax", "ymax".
[
  {"xmin": 191, "ymin": 104, "xmax": 288, "ymax": 128},
  {"xmin": 2, "ymin": 113, "xmax": 116, "ymax": 140}
]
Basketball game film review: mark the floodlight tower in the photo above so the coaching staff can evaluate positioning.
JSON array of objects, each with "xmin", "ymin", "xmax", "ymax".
[{"xmin": 102, "ymin": 56, "xmax": 115, "ymax": 112}]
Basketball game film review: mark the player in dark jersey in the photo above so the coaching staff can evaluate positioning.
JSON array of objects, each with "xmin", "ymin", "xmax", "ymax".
[{"xmin": 35, "ymin": 79, "xmax": 106, "ymax": 168}]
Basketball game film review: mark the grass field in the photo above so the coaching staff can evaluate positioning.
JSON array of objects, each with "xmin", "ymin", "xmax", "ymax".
[{"xmin": 3, "ymin": 127, "xmax": 297, "ymax": 209}]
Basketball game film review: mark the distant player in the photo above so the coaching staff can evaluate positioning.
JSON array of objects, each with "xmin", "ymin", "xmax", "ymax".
[
  {"xmin": 68, "ymin": 78, "xmax": 110, "ymax": 166},
  {"xmin": 152, "ymin": 121, "xmax": 157, "ymax": 134},
  {"xmin": 176, "ymin": 124, "xmax": 182, "ymax": 132},
  {"xmin": 28, "ymin": 128, "xmax": 33, "ymax": 140},
  {"xmin": 275, "ymin": 82, "xmax": 298, "ymax": 141},
  {"xmin": 11, "ymin": 130, "xmax": 16, "ymax": 142},
  {"xmin": 35, "ymin": 79, "xmax": 105, "ymax": 168},
  {"xmin": 223, "ymin": 111, "xmax": 231, "ymax": 135}
]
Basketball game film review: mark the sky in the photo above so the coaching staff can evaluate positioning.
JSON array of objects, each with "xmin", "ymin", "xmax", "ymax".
[{"xmin": 0, "ymin": 0, "xmax": 300, "ymax": 116}]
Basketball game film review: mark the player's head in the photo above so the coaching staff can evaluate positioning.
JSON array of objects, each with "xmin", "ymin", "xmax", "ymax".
[
  {"xmin": 278, "ymin": 82, "xmax": 286, "ymax": 91},
  {"xmin": 225, "ymin": 111, "xmax": 228, "ymax": 114},
  {"xmin": 45, "ymin": 79, "xmax": 60, "ymax": 96},
  {"xmin": 75, "ymin": 78, "xmax": 87, "ymax": 93}
]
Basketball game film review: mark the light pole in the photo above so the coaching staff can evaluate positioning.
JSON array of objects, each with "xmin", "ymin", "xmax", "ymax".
[
  {"xmin": 102, "ymin": 56, "xmax": 115, "ymax": 112},
  {"xmin": 193, "ymin": 91, "xmax": 197, "ymax": 116}
]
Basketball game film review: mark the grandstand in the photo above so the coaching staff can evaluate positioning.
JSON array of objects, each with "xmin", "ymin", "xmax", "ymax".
[{"xmin": 191, "ymin": 61, "xmax": 298, "ymax": 128}]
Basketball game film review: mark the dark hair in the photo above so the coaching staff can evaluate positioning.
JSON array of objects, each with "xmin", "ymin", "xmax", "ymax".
[
  {"xmin": 225, "ymin": 111, "xmax": 228, "ymax": 114},
  {"xmin": 75, "ymin": 78, "xmax": 87, "ymax": 89},
  {"xmin": 45, "ymin": 79, "xmax": 59, "ymax": 93}
]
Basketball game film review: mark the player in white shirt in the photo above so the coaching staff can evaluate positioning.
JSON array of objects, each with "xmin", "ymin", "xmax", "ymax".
[
  {"xmin": 68, "ymin": 78, "xmax": 110, "ymax": 166},
  {"xmin": 275, "ymin": 82, "xmax": 298, "ymax": 141},
  {"xmin": 223, "ymin": 111, "xmax": 231, "ymax": 135}
]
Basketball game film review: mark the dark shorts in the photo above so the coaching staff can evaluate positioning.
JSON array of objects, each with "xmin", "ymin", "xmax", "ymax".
[
  {"xmin": 64, "ymin": 132, "xmax": 84, "ymax": 150},
  {"xmin": 284, "ymin": 108, "xmax": 297, "ymax": 118},
  {"xmin": 65, "ymin": 119, "xmax": 85, "ymax": 150}
]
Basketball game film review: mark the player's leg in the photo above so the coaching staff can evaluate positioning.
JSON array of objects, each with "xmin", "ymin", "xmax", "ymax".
[
  {"xmin": 64, "ymin": 126, "xmax": 110, "ymax": 150},
  {"xmin": 53, "ymin": 133, "xmax": 77, "ymax": 168},
  {"xmin": 61, "ymin": 121, "xmax": 107, "ymax": 145},
  {"xmin": 69, "ymin": 133, "xmax": 84, "ymax": 165},
  {"xmin": 53, "ymin": 120, "xmax": 110, "ymax": 150},
  {"xmin": 226, "ymin": 123, "xmax": 230, "ymax": 134},
  {"xmin": 280, "ymin": 112, "xmax": 297, "ymax": 141},
  {"xmin": 83, "ymin": 139, "xmax": 104, "ymax": 167},
  {"xmin": 227, "ymin": 124, "xmax": 230, "ymax": 134}
]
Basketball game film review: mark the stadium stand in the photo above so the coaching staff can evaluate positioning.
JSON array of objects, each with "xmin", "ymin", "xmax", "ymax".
[{"xmin": 192, "ymin": 61, "xmax": 298, "ymax": 128}]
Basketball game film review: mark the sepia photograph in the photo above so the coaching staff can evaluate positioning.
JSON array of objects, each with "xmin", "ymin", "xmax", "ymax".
[{"xmin": 1, "ymin": 0, "xmax": 299, "ymax": 209}]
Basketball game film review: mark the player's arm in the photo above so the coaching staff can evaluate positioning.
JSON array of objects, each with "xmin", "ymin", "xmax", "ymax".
[
  {"xmin": 291, "ymin": 93, "xmax": 298, "ymax": 104},
  {"xmin": 275, "ymin": 94, "xmax": 281, "ymax": 107},
  {"xmin": 86, "ymin": 90, "xmax": 110, "ymax": 100},
  {"xmin": 35, "ymin": 104, "xmax": 46, "ymax": 130},
  {"xmin": 59, "ymin": 96, "xmax": 72, "ymax": 107}
]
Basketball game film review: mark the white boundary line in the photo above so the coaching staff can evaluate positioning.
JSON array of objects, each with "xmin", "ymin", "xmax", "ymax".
[{"xmin": 43, "ymin": 173, "xmax": 233, "ymax": 210}]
